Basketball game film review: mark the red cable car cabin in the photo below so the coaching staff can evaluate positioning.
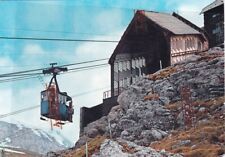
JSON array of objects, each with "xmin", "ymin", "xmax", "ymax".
[
  {"xmin": 41, "ymin": 84, "xmax": 74, "ymax": 122},
  {"xmin": 40, "ymin": 64, "xmax": 74, "ymax": 124}
]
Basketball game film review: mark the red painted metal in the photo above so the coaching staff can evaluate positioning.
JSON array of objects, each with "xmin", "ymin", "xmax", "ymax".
[
  {"xmin": 47, "ymin": 84, "xmax": 62, "ymax": 129},
  {"xmin": 180, "ymin": 85, "xmax": 193, "ymax": 128}
]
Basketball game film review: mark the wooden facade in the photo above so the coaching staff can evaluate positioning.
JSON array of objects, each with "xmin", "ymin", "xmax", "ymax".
[
  {"xmin": 108, "ymin": 11, "xmax": 208, "ymax": 97},
  {"xmin": 201, "ymin": 0, "xmax": 224, "ymax": 48}
]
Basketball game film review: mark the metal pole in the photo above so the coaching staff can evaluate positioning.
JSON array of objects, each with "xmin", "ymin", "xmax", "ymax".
[
  {"xmin": 160, "ymin": 60, "xmax": 162, "ymax": 69},
  {"xmin": 85, "ymin": 142, "xmax": 88, "ymax": 157}
]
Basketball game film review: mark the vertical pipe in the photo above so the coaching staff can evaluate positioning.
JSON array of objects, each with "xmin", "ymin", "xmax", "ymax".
[
  {"xmin": 160, "ymin": 60, "xmax": 162, "ymax": 70},
  {"xmin": 85, "ymin": 142, "xmax": 88, "ymax": 157}
]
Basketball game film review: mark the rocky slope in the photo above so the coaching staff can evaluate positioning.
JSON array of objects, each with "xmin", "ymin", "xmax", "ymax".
[
  {"xmin": 50, "ymin": 47, "xmax": 224, "ymax": 157},
  {"xmin": 0, "ymin": 121, "xmax": 71, "ymax": 154}
]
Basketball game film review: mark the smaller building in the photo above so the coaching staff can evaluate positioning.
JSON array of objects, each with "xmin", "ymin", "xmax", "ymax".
[{"xmin": 201, "ymin": 0, "xmax": 224, "ymax": 48}]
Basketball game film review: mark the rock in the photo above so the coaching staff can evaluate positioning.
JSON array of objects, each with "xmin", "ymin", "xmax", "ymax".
[
  {"xmin": 75, "ymin": 47, "xmax": 224, "ymax": 154},
  {"xmin": 87, "ymin": 128, "xmax": 99, "ymax": 138},
  {"xmin": 92, "ymin": 139, "xmax": 128, "ymax": 157},
  {"xmin": 208, "ymin": 47, "xmax": 224, "ymax": 54},
  {"xmin": 172, "ymin": 140, "xmax": 191, "ymax": 149},
  {"xmin": 121, "ymin": 130, "xmax": 129, "ymax": 137},
  {"xmin": 75, "ymin": 116, "xmax": 108, "ymax": 147},
  {"xmin": 92, "ymin": 139, "xmax": 183, "ymax": 157},
  {"xmin": 177, "ymin": 112, "xmax": 184, "ymax": 127},
  {"xmin": 74, "ymin": 135, "xmax": 91, "ymax": 149},
  {"xmin": 108, "ymin": 105, "xmax": 123, "ymax": 123},
  {"xmin": 199, "ymin": 107, "xmax": 206, "ymax": 112},
  {"xmin": 141, "ymin": 129, "xmax": 168, "ymax": 141},
  {"xmin": 160, "ymin": 96, "xmax": 171, "ymax": 105},
  {"xmin": 46, "ymin": 152, "xmax": 62, "ymax": 157},
  {"xmin": 221, "ymin": 103, "xmax": 225, "ymax": 112},
  {"xmin": 119, "ymin": 119, "xmax": 136, "ymax": 130}
]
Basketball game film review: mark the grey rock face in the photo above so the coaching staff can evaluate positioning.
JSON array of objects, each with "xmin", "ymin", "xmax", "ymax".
[
  {"xmin": 91, "ymin": 139, "xmax": 183, "ymax": 157},
  {"xmin": 76, "ymin": 50, "xmax": 224, "ymax": 149}
]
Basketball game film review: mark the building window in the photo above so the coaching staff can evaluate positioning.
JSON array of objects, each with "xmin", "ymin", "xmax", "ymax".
[
  {"xmin": 212, "ymin": 13, "xmax": 220, "ymax": 18},
  {"xmin": 171, "ymin": 39, "xmax": 174, "ymax": 52},
  {"xmin": 122, "ymin": 78, "xmax": 125, "ymax": 87},
  {"xmin": 132, "ymin": 59, "xmax": 135, "ymax": 69},
  {"xmin": 119, "ymin": 80, "xmax": 123, "ymax": 88},
  {"xmin": 142, "ymin": 57, "xmax": 146, "ymax": 66},
  {"xmin": 127, "ymin": 77, "xmax": 131, "ymax": 85},
  {"xmin": 135, "ymin": 58, "xmax": 139, "ymax": 68},
  {"xmin": 139, "ymin": 58, "xmax": 142, "ymax": 67},
  {"xmin": 212, "ymin": 23, "xmax": 221, "ymax": 34},
  {"xmin": 114, "ymin": 81, "xmax": 118, "ymax": 89},
  {"xmin": 132, "ymin": 76, "xmax": 136, "ymax": 83},
  {"xmin": 174, "ymin": 39, "xmax": 177, "ymax": 52},
  {"xmin": 123, "ymin": 61, "xmax": 127, "ymax": 71},
  {"xmin": 114, "ymin": 62, "xmax": 118, "ymax": 73},
  {"xmin": 127, "ymin": 61, "xmax": 130, "ymax": 70},
  {"xmin": 179, "ymin": 39, "xmax": 183, "ymax": 52},
  {"xmin": 186, "ymin": 38, "xmax": 190, "ymax": 51},
  {"xmin": 118, "ymin": 62, "xmax": 123, "ymax": 72}
]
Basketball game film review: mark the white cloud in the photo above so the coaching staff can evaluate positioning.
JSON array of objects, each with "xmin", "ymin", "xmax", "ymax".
[
  {"xmin": 23, "ymin": 44, "xmax": 45, "ymax": 55},
  {"xmin": 0, "ymin": 56, "xmax": 14, "ymax": 67},
  {"xmin": 177, "ymin": 5, "xmax": 203, "ymax": 27}
]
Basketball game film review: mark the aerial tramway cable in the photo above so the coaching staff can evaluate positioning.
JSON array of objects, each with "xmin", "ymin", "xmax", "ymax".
[
  {"xmin": 0, "ymin": 58, "xmax": 109, "ymax": 78},
  {"xmin": 0, "ymin": 58, "xmax": 109, "ymax": 83},
  {"xmin": 0, "ymin": 63, "xmax": 108, "ymax": 83},
  {"xmin": 0, "ymin": 36, "xmax": 119, "ymax": 43}
]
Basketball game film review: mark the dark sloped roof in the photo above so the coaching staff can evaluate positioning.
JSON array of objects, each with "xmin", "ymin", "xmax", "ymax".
[
  {"xmin": 201, "ymin": 0, "xmax": 224, "ymax": 14},
  {"xmin": 144, "ymin": 11, "xmax": 201, "ymax": 35},
  {"xmin": 109, "ymin": 11, "xmax": 205, "ymax": 64}
]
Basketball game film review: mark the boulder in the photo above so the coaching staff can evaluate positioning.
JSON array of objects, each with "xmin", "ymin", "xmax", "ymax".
[{"xmin": 92, "ymin": 139, "xmax": 183, "ymax": 157}]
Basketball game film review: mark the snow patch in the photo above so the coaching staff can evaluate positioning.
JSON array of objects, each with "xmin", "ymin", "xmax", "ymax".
[
  {"xmin": 31, "ymin": 128, "xmax": 42, "ymax": 137},
  {"xmin": 48, "ymin": 130, "xmax": 65, "ymax": 146},
  {"xmin": 15, "ymin": 122, "xmax": 24, "ymax": 130},
  {"xmin": 40, "ymin": 131, "xmax": 53, "ymax": 142}
]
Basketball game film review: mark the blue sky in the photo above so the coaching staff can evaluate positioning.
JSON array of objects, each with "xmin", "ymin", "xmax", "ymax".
[{"xmin": 0, "ymin": 0, "xmax": 213, "ymax": 148}]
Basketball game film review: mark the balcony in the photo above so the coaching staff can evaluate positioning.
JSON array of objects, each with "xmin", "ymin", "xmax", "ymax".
[{"xmin": 103, "ymin": 87, "xmax": 125, "ymax": 99}]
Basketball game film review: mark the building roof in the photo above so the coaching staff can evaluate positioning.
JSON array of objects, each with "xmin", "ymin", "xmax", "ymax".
[
  {"xmin": 201, "ymin": 0, "xmax": 224, "ymax": 14},
  {"xmin": 109, "ymin": 11, "xmax": 206, "ymax": 64},
  {"xmin": 144, "ymin": 11, "xmax": 201, "ymax": 35}
]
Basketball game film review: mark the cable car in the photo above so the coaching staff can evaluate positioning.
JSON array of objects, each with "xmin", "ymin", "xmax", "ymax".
[{"xmin": 40, "ymin": 63, "xmax": 74, "ymax": 127}]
